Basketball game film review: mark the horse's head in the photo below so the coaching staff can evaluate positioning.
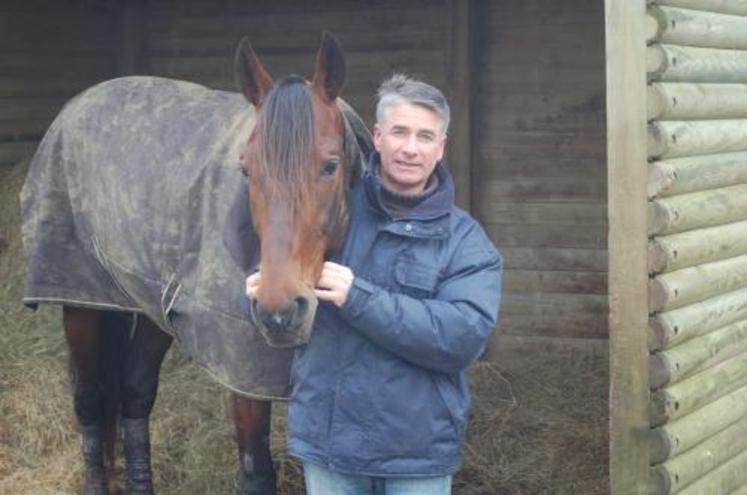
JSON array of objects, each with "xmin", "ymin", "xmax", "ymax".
[{"xmin": 235, "ymin": 33, "xmax": 354, "ymax": 348}]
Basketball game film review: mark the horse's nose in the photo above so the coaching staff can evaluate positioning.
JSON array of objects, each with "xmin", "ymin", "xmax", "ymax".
[{"xmin": 254, "ymin": 297, "xmax": 309, "ymax": 333}]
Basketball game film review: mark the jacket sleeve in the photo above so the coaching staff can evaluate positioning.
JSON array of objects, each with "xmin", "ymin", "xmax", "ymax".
[{"xmin": 338, "ymin": 229, "xmax": 502, "ymax": 374}]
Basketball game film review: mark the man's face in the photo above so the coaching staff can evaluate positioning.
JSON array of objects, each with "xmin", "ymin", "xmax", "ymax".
[{"xmin": 373, "ymin": 102, "xmax": 446, "ymax": 195}]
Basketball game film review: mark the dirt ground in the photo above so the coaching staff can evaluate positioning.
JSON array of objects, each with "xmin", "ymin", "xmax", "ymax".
[{"xmin": 1, "ymin": 159, "xmax": 608, "ymax": 494}]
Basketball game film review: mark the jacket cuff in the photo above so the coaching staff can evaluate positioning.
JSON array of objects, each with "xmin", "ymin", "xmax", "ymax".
[{"xmin": 341, "ymin": 276, "xmax": 376, "ymax": 320}]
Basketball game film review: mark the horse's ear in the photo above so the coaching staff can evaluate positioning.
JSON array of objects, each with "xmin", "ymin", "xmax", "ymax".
[
  {"xmin": 311, "ymin": 32, "xmax": 346, "ymax": 103},
  {"xmin": 234, "ymin": 37, "xmax": 273, "ymax": 107}
]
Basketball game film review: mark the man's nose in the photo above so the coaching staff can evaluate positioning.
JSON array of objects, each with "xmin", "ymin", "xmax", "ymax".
[{"xmin": 402, "ymin": 134, "xmax": 418, "ymax": 154}]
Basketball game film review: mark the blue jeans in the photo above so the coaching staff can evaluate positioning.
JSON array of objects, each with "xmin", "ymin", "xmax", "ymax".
[{"xmin": 303, "ymin": 461, "xmax": 452, "ymax": 495}]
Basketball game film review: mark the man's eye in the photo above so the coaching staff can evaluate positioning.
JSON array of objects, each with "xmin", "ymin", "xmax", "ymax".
[{"xmin": 321, "ymin": 160, "xmax": 339, "ymax": 178}]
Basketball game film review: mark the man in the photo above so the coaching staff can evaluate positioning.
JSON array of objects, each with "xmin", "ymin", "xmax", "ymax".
[{"xmin": 247, "ymin": 74, "xmax": 501, "ymax": 494}]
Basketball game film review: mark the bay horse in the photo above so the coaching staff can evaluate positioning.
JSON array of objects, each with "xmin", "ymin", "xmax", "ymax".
[{"xmin": 20, "ymin": 33, "xmax": 370, "ymax": 494}]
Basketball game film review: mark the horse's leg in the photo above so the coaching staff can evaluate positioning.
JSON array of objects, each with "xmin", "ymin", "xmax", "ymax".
[
  {"xmin": 120, "ymin": 316, "xmax": 173, "ymax": 495},
  {"xmin": 233, "ymin": 395, "xmax": 275, "ymax": 495},
  {"xmin": 64, "ymin": 307, "xmax": 130, "ymax": 495}
]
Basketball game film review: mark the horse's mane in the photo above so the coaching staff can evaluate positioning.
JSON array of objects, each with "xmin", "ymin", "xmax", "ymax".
[{"xmin": 255, "ymin": 75, "xmax": 315, "ymax": 201}]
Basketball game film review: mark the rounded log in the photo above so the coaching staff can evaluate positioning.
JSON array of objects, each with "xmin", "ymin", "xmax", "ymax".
[
  {"xmin": 649, "ymin": 254, "xmax": 747, "ymax": 312},
  {"xmin": 648, "ymin": 83, "xmax": 747, "ymax": 122},
  {"xmin": 678, "ymin": 446, "xmax": 747, "ymax": 494},
  {"xmin": 647, "ymin": 44, "xmax": 747, "ymax": 83},
  {"xmin": 654, "ymin": 0, "xmax": 747, "ymax": 17},
  {"xmin": 648, "ymin": 220, "xmax": 747, "ymax": 274},
  {"xmin": 650, "ymin": 352, "xmax": 747, "ymax": 424},
  {"xmin": 648, "ymin": 151, "xmax": 747, "ymax": 199},
  {"xmin": 652, "ymin": 418, "xmax": 747, "ymax": 494},
  {"xmin": 648, "ymin": 286, "xmax": 747, "ymax": 350},
  {"xmin": 651, "ymin": 318, "xmax": 747, "ymax": 388},
  {"xmin": 647, "ymin": 6, "xmax": 747, "ymax": 50},
  {"xmin": 648, "ymin": 120, "xmax": 747, "ymax": 160},
  {"xmin": 648, "ymin": 183, "xmax": 747, "ymax": 236},
  {"xmin": 649, "ymin": 384, "xmax": 747, "ymax": 463}
]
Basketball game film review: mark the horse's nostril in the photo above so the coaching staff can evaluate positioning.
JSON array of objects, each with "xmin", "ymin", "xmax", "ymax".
[{"xmin": 294, "ymin": 297, "xmax": 309, "ymax": 318}]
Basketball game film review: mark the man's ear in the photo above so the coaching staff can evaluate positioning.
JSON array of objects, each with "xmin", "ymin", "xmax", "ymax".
[
  {"xmin": 234, "ymin": 37, "xmax": 273, "ymax": 107},
  {"xmin": 372, "ymin": 123, "xmax": 382, "ymax": 152}
]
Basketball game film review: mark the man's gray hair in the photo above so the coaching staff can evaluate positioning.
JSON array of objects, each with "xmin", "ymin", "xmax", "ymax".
[{"xmin": 376, "ymin": 74, "xmax": 450, "ymax": 135}]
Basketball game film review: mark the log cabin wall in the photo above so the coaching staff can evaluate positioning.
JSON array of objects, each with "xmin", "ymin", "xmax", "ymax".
[
  {"xmin": 647, "ymin": 0, "xmax": 747, "ymax": 493},
  {"xmin": 475, "ymin": 1, "xmax": 609, "ymax": 361},
  {"xmin": 0, "ymin": 0, "xmax": 117, "ymax": 166}
]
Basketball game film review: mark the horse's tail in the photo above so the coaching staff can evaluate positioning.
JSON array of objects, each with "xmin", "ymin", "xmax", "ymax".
[{"xmin": 99, "ymin": 310, "xmax": 133, "ymax": 493}]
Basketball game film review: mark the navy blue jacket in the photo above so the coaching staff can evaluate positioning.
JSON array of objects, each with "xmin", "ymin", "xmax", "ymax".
[{"xmin": 283, "ymin": 156, "xmax": 502, "ymax": 477}]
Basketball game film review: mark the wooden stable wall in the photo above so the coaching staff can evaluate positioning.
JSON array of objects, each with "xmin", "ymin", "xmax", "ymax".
[
  {"xmin": 646, "ymin": 0, "xmax": 747, "ymax": 493},
  {"xmin": 0, "ymin": 0, "xmax": 116, "ymax": 166},
  {"xmin": 476, "ymin": 2, "xmax": 609, "ymax": 360}
]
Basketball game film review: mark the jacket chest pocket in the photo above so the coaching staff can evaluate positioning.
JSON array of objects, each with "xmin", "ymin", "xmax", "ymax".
[{"xmin": 394, "ymin": 257, "xmax": 440, "ymax": 298}]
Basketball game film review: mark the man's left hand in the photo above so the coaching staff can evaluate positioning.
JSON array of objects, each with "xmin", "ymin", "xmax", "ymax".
[{"xmin": 315, "ymin": 261, "xmax": 354, "ymax": 307}]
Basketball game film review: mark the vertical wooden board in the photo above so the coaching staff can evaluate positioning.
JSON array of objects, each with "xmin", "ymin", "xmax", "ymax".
[
  {"xmin": 605, "ymin": 1, "xmax": 649, "ymax": 493},
  {"xmin": 444, "ymin": 0, "xmax": 474, "ymax": 211}
]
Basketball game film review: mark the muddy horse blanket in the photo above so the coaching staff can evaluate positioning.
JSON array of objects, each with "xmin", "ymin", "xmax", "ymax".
[{"xmin": 21, "ymin": 76, "xmax": 368, "ymax": 399}]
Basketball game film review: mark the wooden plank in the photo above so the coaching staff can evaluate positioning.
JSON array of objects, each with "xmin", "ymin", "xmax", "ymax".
[
  {"xmin": 0, "ymin": 119, "xmax": 51, "ymax": 142},
  {"xmin": 500, "ymin": 247, "xmax": 607, "ymax": 272},
  {"xmin": 648, "ymin": 44, "xmax": 747, "ymax": 83},
  {"xmin": 503, "ymin": 269, "xmax": 607, "ymax": 294},
  {"xmin": 501, "ymin": 292, "xmax": 609, "ymax": 316},
  {"xmin": 498, "ymin": 313, "xmax": 608, "ymax": 339},
  {"xmin": 678, "ymin": 446, "xmax": 747, "ymax": 494},
  {"xmin": 649, "ymin": 220, "xmax": 747, "ymax": 274},
  {"xmin": 648, "ymin": 83, "xmax": 747, "ymax": 121},
  {"xmin": 0, "ymin": 141, "xmax": 37, "ymax": 165},
  {"xmin": 647, "ymin": 5, "xmax": 747, "ymax": 49},
  {"xmin": 0, "ymin": 52, "xmax": 113, "ymax": 79},
  {"xmin": 483, "ymin": 333, "xmax": 608, "ymax": 365},
  {"xmin": 649, "ymin": 119, "xmax": 747, "ymax": 159},
  {"xmin": 649, "ymin": 183, "xmax": 747, "ymax": 236},
  {"xmin": 654, "ymin": 0, "xmax": 747, "ymax": 16},
  {"xmin": 117, "ymin": 0, "xmax": 145, "ymax": 76},
  {"xmin": 146, "ymin": 8, "xmax": 445, "ymax": 54},
  {"xmin": 649, "ymin": 384, "xmax": 747, "ymax": 463},
  {"xmin": 651, "ymin": 319, "xmax": 747, "ymax": 388},
  {"xmin": 485, "ymin": 223, "xmax": 607, "ymax": 249},
  {"xmin": 651, "ymin": 351, "xmax": 747, "ymax": 424},
  {"xmin": 445, "ymin": 0, "xmax": 474, "ymax": 211},
  {"xmin": 478, "ymin": 176, "xmax": 605, "ymax": 203},
  {"xmin": 605, "ymin": 2, "xmax": 651, "ymax": 491},
  {"xmin": 651, "ymin": 418, "xmax": 747, "ymax": 494},
  {"xmin": 0, "ymin": 97, "xmax": 67, "ymax": 121},
  {"xmin": 649, "ymin": 286, "xmax": 747, "ymax": 350},
  {"xmin": 476, "ymin": 202, "xmax": 607, "ymax": 226},
  {"xmin": 0, "ymin": 77, "xmax": 92, "ymax": 98},
  {"xmin": 648, "ymin": 151, "xmax": 747, "ymax": 198},
  {"xmin": 649, "ymin": 253, "xmax": 747, "ymax": 312}
]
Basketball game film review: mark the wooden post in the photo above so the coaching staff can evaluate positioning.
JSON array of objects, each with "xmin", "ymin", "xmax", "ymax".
[
  {"xmin": 606, "ymin": 1, "xmax": 649, "ymax": 493},
  {"xmin": 117, "ymin": 0, "xmax": 145, "ymax": 76},
  {"xmin": 445, "ymin": 0, "xmax": 475, "ymax": 211}
]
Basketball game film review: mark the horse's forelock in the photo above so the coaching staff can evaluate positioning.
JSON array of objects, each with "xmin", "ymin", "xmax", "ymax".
[{"xmin": 255, "ymin": 76, "xmax": 317, "ymax": 203}]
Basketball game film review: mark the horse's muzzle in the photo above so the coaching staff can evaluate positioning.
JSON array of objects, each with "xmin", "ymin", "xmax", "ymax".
[{"xmin": 249, "ymin": 296, "xmax": 316, "ymax": 348}]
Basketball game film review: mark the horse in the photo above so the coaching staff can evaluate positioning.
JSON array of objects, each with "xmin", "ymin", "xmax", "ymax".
[{"xmin": 20, "ymin": 32, "xmax": 371, "ymax": 494}]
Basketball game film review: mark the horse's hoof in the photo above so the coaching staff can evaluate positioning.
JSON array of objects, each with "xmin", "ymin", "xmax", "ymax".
[{"xmin": 237, "ymin": 470, "xmax": 277, "ymax": 495}]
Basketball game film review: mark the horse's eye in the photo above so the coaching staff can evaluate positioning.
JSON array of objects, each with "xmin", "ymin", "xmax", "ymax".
[
  {"xmin": 240, "ymin": 166, "xmax": 250, "ymax": 178},
  {"xmin": 321, "ymin": 160, "xmax": 339, "ymax": 178}
]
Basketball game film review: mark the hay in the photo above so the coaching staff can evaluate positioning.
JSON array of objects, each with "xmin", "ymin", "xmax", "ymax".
[{"xmin": 1, "ymin": 158, "xmax": 608, "ymax": 494}]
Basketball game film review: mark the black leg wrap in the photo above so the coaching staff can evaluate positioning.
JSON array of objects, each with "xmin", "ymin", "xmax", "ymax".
[
  {"xmin": 80, "ymin": 424, "xmax": 108, "ymax": 495},
  {"xmin": 237, "ymin": 452, "xmax": 277, "ymax": 495},
  {"xmin": 122, "ymin": 418, "xmax": 154, "ymax": 495}
]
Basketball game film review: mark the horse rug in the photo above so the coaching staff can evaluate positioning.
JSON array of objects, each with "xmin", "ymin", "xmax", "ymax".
[{"xmin": 20, "ymin": 76, "xmax": 323, "ymax": 399}]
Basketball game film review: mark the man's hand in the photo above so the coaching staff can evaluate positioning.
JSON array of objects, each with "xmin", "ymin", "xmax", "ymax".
[
  {"xmin": 315, "ymin": 261, "xmax": 354, "ymax": 307},
  {"xmin": 246, "ymin": 271, "xmax": 260, "ymax": 298}
]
